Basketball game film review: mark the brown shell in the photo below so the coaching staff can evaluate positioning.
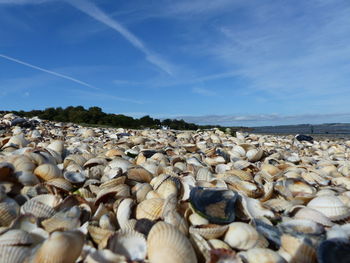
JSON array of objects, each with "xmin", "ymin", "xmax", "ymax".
[
  {"xmin": 136, "ymin": 198, "xmax": 164, "ymax": 220},
  {"xmin": 147, "ymin": 222, "xmax": 197, "ymax": 263},
  {"xmin": 32, "ymin": 230, "xmax": 85, "ymax": 263},
  {"xmin": 34, "ymin": 163, "xmax": 62, "ymax": 181}
]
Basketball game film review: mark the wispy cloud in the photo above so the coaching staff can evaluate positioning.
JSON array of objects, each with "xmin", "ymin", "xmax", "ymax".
[
  {"xmin": 72, "ymin": 89, "xmax": 146, "ymax": 104},
  {"xmin": 207, "ymin": 0, "xmax": 350, "ymax": 100},
  {"xmin": 179, "ymin": 113, "xmax": 350, "ymax": 126},
  {"xmin": 67, "ymin": 0, "xmax": 174, "ymax": 75},
  {"xmin": 0, "ymin": 54, "xmax": 97, "ymax": 89},
  {"xmin": 192, "ymin": 87, "xmax": 216, "ymax": 96}
]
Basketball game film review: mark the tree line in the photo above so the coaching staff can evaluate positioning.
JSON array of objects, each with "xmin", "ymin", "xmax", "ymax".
[{"xmin": 2, "ymin": 106, "xmax": 225, "ymax": 130}]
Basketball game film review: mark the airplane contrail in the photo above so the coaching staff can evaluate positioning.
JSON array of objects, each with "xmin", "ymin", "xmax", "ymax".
[
  {"xmin": 0, "ymin": 54, "xmax": 98, "ymax": 89},
  {"xmin": 68, "ymin": 0, "xmax": 173, "ymax": 75}
]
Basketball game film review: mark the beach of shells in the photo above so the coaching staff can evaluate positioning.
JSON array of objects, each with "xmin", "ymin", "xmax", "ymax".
[{"xmin": 1, "ymin": 112, "xmax": 350, "ymax": 263}]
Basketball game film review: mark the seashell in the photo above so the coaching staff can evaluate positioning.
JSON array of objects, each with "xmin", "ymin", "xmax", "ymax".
[
  {"xmin": 278, "ymin": 234, "xmax": 317, "ymax": 263},
  {"xmin": 224, "ymin": 222, "xmax": 268, "ymax": 250},
  {"xmin": 34, "ymin": 163, "xmax": 62, "ymax": 181},
  {"xmin": 95, "ymin": 184, "xmax": 130, "ymax": 206},
  {"xmin": 294, "ymin": 207, "xmax": 334, "ymax": 227},
  {"xmin": 108, "ymin": 157, "xmax": 132, "ymax": 173},
  {"xmin": 279, "ymin": 218, "xmax": 324, "ymax": 235},
  {"xmin": 0, "ymin": 245, "xmax": 31, "ymax": 263},
  {"xmin": 105, "ymin": 148, "xmax": 125, "ymax": 157},
  {"xmin": 0, "ymin": 229, "xmax": 33, "ymax": 246},
  {"xmin": 0, "ymin": 162, "xmax": 14, "ymax": 181},
  {"xmin": 32, "ymin": 230, "xmax": 84, "ymax": 263},
  {"xmin": 84, "ymin": 157, "xmax": 107, "ymax": 168},
  {"xmin": 189, "ymin": 224, "xmax": 228, "ymax": 239},
  {"xmin": 239, "ymin": 195, "xmax": 275, "ymax": 220},
  {"xmin": 188, "ymin": 212, "xmax": 209, "ymax": 226},
  {"xmin": 127, "ymin": 166, "xmax": 153, "ymax": 183},
  {"xmin": 0, "ymin": 197, "xmax": 20, "ymax": 226},
  {"xmin": 317, "ymin": 238, "xmax": 350, "ymax": 263},
  {"xmin": 3, "ymin": 134, "xmax": 29, "ymax": 148},
  {"xmin": 45, "ymin": 177, "xmax": 74, "ymax": 192},
  {"xmin": 229, "ymin": 180, "xmax": 262, "ymax": 198},
  {"xmin": 227, "ymin": 169, "xmax": 253, "ymax": 181},
  {"xmin": 63, "ymin": 154, "xmax": 86, "ymax": 168},
  {"xmin": 252, "ymin": 218, "xmax": 281, "ymax": 247},
  {"xmin": 156, "ymin": 177, "xmax": 181, "ymax": 199},
  {"xmin": 261, "ymin": 164, "xmax": 280, "ymax": 176},
  {"xmin": 189, "ymin": 187, "xmax": 238, "ymax": 224},
  {"xmin": 134, "ymin": 183, "xmax": 152, "ymax": 203},
  {"xmin": 147, "ymin": 221, "xmax": 197, "ymax": 263},
  {"xmin": 239, "ymin": 248, "xmax": 287, "ymax": 263},
  {"xmin": 41, "ymin": 206, "xmax": 81, "ymax": 233},
  {"xmin": 47, "ymin": 140, "xmax": 64, "ymax": 154},
  {"xmin": 13, "ymin": 155, "xmax": 36, "ymax": 172},
  {"xmin": 85, "ymin": 249, "xmax": 127, "ymax": 263},
  {"xmin": 207, "ymin": 239, "xmax": 231, "ymax": 250},
  {"xmin": 88, "ymin": 225, "xmax": 114, "ymax": 245},
  {"xmin": 246, "ymin": 148, "xmax": 264, "ymax": 162},
  {"xmin": 196, "ymin": 167, "xmax": 213, "ymax": 181},
  {"xmin": 107, "ymin": 230, "xmax": 147, "ymax": 261},
  {"xmin": 21, "ymin": 195, "xmax": 59, "ymax": 219},
  {"xmin": 63, "ymin": 171, "xmax": 86, "ymax": 184},
  {"xmin": 116, "ymin": 198, "xmax": 134, "ymax": 230},
  {"xmin": 136, "ymin": 198, "xmax": 164, "ymax": 220},
  {"xmin": 307, "ymin": 195, "xmax": 350, "ymax": 221},
  {"xmin": 99, "ymin": 176, "xmax": 126, "ymax": 189}
]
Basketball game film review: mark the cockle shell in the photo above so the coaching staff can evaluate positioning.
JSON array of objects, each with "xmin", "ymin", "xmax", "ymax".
[
  {"xmin": 0, "ymin": 246, "xmax": 31, "ymax": 263},
  {"xmin": 239, "ymin": 248, "xmax": 286, "ymax": 263},
  {"xmin": 34, "ymin": 163, "xmax": 62, "ymax": 181},
  {"xmin": 224, "ymin": 222, "xmax": 268, "ymax": 250},
  {"xmin": 32, "ymin": 230, "xmax": 85, "ymax": 263},
  {"xmin": 147, "ymin": 222, "xmax": 197, "ymax": 263},
  {"xmin": 189, "ymin": 224, "xmax": 228, "ymax": 240},
  {"xmin": 0, "ymin": 197, "xmax": 20, "ymax": 226},
  {"xmin": 0, "ymin": 229, "xmax": 33, "ymax": 246},
  {"xmin": 278, "ymin": 234, "xmax": 317, "ymax": 263},
  {"xmin": 127, "ymin": 166, "xmax": 153, "ymax": 183},
  {"xmin": 136, "ymin": 198, "xmax": 164, "ymax": 220},
  {"xmin": 107, "ymin": 230, "xmax": 147, "ymax": 261},
  {"xmin": 307, "ymin": 195, "xmax": 350, "ymax": 221},
  {"xmin": 294, "ymin": 207, "xmax": 334, "ymax": 227}
]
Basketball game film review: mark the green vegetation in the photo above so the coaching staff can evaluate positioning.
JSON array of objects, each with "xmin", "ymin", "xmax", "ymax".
[{"xmin": 1, "ymin": 106, "xmax": 225, "ymax": 130}]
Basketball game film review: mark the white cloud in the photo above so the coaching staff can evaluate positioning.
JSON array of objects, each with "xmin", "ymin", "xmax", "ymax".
[
  {"xmin": 179, "ymin": 113, "xmax": 350, "ymax": 126},
  {"xmin": 67, "ymin": 0, "xmax": 174, "ymax": 75},
  {"xmin": 0, "ymin": 54, "xmax": 97, "ymax": 89},
  {"xmin": 192, "ymin": 87, "xmax": 216, "ymax": 96}
]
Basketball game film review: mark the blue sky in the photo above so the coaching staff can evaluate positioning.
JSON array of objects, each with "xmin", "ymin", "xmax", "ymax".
[{"xmin": 0, "ymin": 0, "xmax": 350, "ymax": 126}]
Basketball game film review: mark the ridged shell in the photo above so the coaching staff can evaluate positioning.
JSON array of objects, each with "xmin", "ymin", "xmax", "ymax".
[
  {"xmin": 107, "ymin": 230, "xmax": 147, "ymax": 261},
  {"xmin": 224, "ymin": 222, "xmax": 268, "ymax": 250},
  {"xmin": 116, "ymin": 198, "xmax": 134, "ymax": 230},
  {"xmin": 307, "ymin": 195, "xmax": 350, "ymax": 221},
  {"xmin": 278, "ymin": 234, "xmax": 317, "ymax": 263},
  {"xmin": 136, "ymin": 198, "xmax": 164, "ymax": 220},
  {"xmin": 246, "ymin": 149, "xmax": 264, "ymax": 162},
  {"xmin": 32, "ymin": 230, "xmax": 84, "ymax": 263},
  {"xmin": 0, "ymin": 246, "xmax": 31, "ymax": 263},
  {"xmin": 63, "ymin": 171, "xmax": 86, "ymax": 184},
  {"xmin": 34, "ymin": 163, "xmax": 62, "ymax": 181},
  {"xmin": 189, "ymin": 224, "xmax": 228, "ymax": 239},
  {"xmin": 0, "ymin": 198, "xmax": 20, "ymax": 226},
  {"xmin": 239, "ymin": 248, "xmax": 286, "ymax": 263},
  {"xmin": 0, "ymin": 229, "xmax": 33, "ymax": 246},
  {"xmin": 294, "ymin": 207, "xmax": 334, "ymax": 227},
  {"xmin": 147, "ymin": 222, "xmax": 197, "ymax": 263},
  {"xmin": 127, "ymin": 166, "xmax": 153, "ymax": 183},
  {"xmin": 41, "ymin": 206, "xmax": 81, "ymax": 233},
  {"xmin": 21, "ymin": 200, "xmax": 56, "ymax": 219},
  {"xmin": 88, "ymin": 225, "xmax": 114, "ymax": 245},
  {"xmin": 46, "ymin": 178, "xmax": 73, "ymax": 192}
]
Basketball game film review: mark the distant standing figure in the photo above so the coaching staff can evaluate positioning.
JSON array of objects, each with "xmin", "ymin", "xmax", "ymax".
[{"xmin": 295, "ymin": 134, "xmax": 314, "ymax": 143}]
